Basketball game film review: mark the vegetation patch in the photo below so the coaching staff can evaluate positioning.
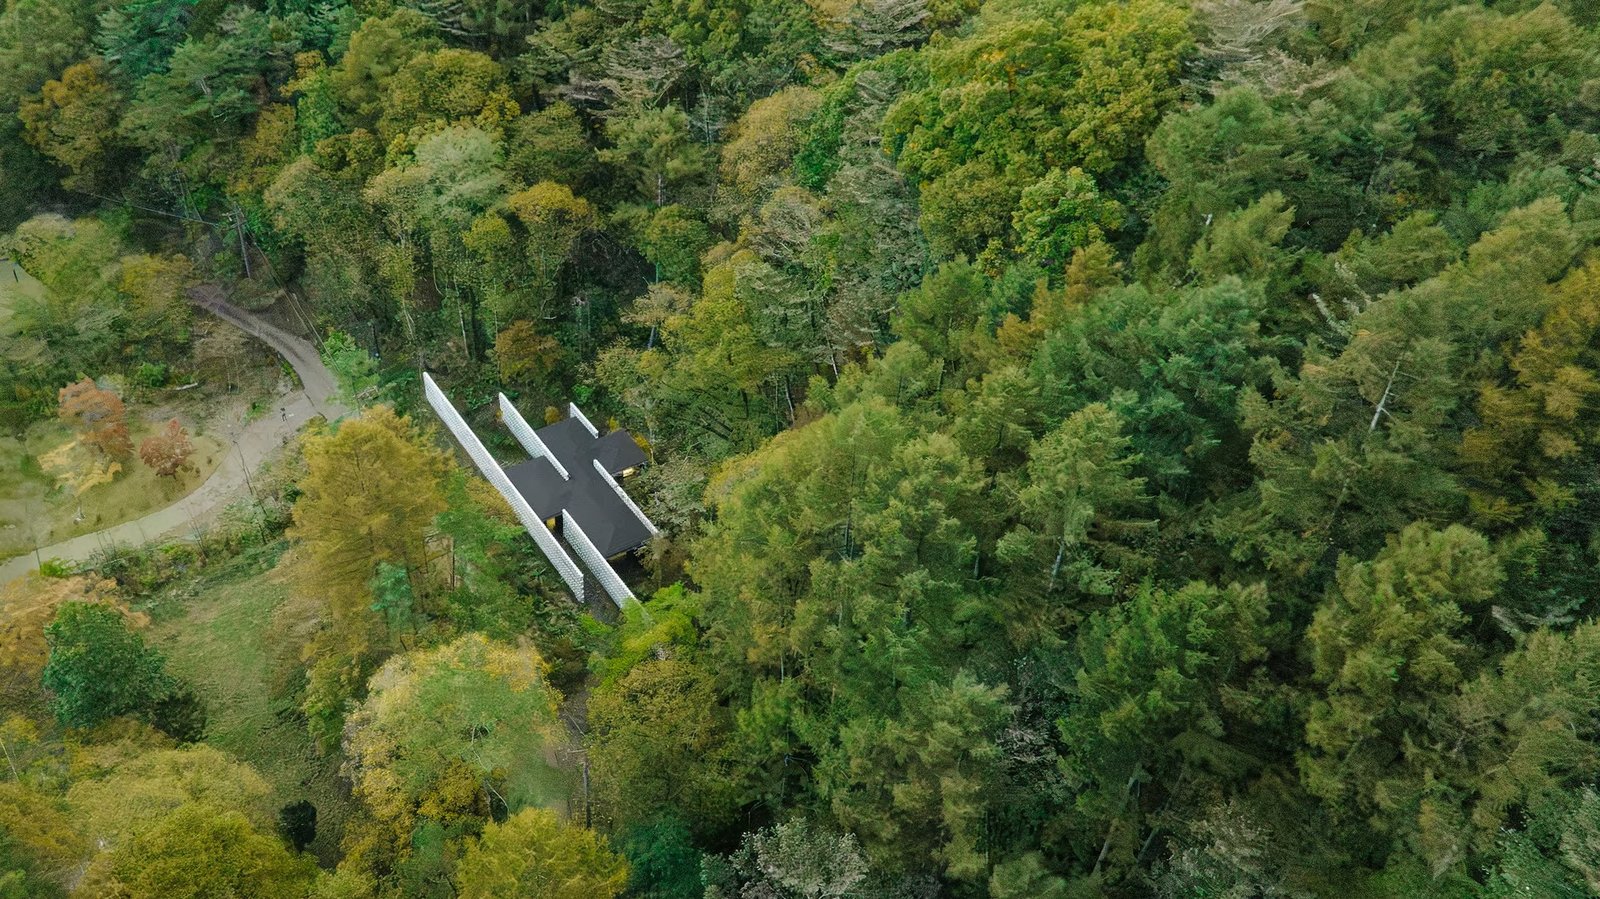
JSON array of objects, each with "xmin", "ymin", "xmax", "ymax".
[
  {"xmin": 0, "ymin": 419, "xmax": 224, "ymax": 558},
  {"xmin": 0, "ymin": 258, "xmax": 44, "ymax": 337},
  {"xmin": 148, "ymin": 547, "xmax": 355, "ymax": 866}
]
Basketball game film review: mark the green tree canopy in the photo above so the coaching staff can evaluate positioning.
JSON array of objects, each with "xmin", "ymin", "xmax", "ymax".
[
  {"xmin": 40, "ymin": 601, "xmax": 171, "ymax": 729},
  {"xmin": 342, "ymin": 634, "xmax": 565, "ymax": 828}
]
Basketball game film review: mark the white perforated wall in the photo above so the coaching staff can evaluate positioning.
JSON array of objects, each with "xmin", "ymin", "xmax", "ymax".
[
  {"xmin": 498, "ymin": 393, "xmax": 568, "ymax": 479},
  {"xmin": 593, "ymin": 458, "xmax": 658, "ymax": 536},
  {"xmin": 424, "ymin": 373, "xmax": 585, "ymax": 600},
  {"xmin": 568, "ymin": 402, "xmax": 599, "ymax": 437},
  {"xmin": 563, "ymin": 511, "xmax": 637, "ymax": 609}
]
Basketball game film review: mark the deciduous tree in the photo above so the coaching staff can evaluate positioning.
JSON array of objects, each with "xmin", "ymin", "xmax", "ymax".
[
  {"xmin": 89, "ymin": 802, "xmax": 317, "ymax": 899},
  {"xmin": 289, "ymin": 405, "xmax": 448, "ymax": 747},
  {"xmin": 505, "ymin": 102, "xmax": 595, "ymax": 189},
  {"xmin": 0, "ymin": 783, "xmax": 81, "ymax": 899},
  {"xmin": 504, "ymin": 180, "xmax": 598, "ymax": 314},
  {"xmin": 455, "ymin": 807, "xmax": 627, "ymax": 899},
  {"xmin": 18, "ymin": 58, "xmax": 125, "ymax": 192},
  {"xmin": 40, "ymin": 601, "xmax": 169, "ymax": 729},
  {"xmin": 342, "ymin": 635, "xmax": 564, "ymax": 828},
  {"xmin": 493, "ymin": 320, "xmax": 566, "ymax": 394},
  {"xmin": 67, "ymin": 745, "xmax": 273, "ymax": 849},
  {"xmin": 290, "ymin": 405, "xmax": 447, "ymax": 604},
  {"xmin": 1013, "ymin": 167, "xmax": 1122, "ymax": 271},
  {"xmin": 377, "ymin": 47, "xmax": 518, "ymax": 144},
  {"xmin": 138, "ymin": 418, "xmax": 193, "ymax": 478},
  {"xmin": 587, "ymin": 658, "xmax": 734, "ymax": 833},
  {"xmin": 0, "ymin": 574, "xmax": 128, "ymax": 706},
  {"xmin": 718, "ymin": 86, "xmax": 821, "ymax": 206},
  {"xmin": 57, "ymin": 378, "xmax": 130, "ymax": 458},
  {"xmin": 883, "ymin": 0, "xmax": 1189, "ymax": 258}
]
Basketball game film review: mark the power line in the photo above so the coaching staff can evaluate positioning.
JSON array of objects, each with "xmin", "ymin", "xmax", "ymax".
[
  {"xmin": 89, "ymin": 190, "xmax": 325, "ymax": 352},
  {"xmin": 87, "ymin": 192, "xmax": 224, "ymax": 228},
  {"xmin": 236, "ymin": 219, "xmax": 325, "ymax": 352}
]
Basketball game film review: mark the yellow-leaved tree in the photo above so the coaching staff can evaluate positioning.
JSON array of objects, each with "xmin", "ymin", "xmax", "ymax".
[
  {"xmin": 286, "ymin": 405, "xmax": 448, "ymax": 749},
  {"xmin": 0, "ymin": 781, "xmax": 84, "ymax": 897},
  {"xmin": 67, "ymin": 744, "xmax": 314, "ymax": 898},
  {"xmin": 456, "ymin": 807, "xmax": 628, "ymax": 899},
  {"xmin": 337, "ymin": 634, "xmax": 567, "ymax": 879},
  {"xmin": 290, "ymin": 404, "xmax": 448, "ymax": 601}
]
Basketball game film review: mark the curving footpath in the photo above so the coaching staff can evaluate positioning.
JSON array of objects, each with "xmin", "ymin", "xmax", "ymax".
[{"xmin": 0, "ymin": 288, "xmax": 347, "ymax": 583}]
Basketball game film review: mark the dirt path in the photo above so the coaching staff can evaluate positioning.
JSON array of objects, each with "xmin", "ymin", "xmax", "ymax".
[{"xmin": 0, "ymin": 289, "xmax": 347, "ymax": 582}]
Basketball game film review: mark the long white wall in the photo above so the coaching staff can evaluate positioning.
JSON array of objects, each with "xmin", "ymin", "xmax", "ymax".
[
  {"xmin": 563, "ymin": 511, "xmax": 637, "ymax": 609},
  {"xmin": 424, "ymin": 373, "xmax": 586, "ymax": 600},
  {"xmin": 593, "ymin": 458, "xmax": 658, "ymax": 536},
  {"xmin": 568, "ymin": 402, "xmax": 599, "ymax": 437},
  {"xmin": 498, "ymin": 393, "xmax": 568, "ymax": 479}
]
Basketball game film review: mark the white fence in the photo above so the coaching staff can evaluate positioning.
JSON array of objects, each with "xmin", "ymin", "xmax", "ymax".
[
  {"xmin": 425, "ymin": 374, "xmax": 585, "ymax": 600},
  {"xmin": 568, "ymin": 402, "xmax": 599, "ymax": 437},
  {"xmin": 498, "ymin": 393, "xmax": 568, "ymax": 479},
  {"xmin": 593, "ymin": 458, "xmax": 658, "ymax": 536},
  {"xmin": 563, "ymin": 511, "xmax": 637, "ymax": 609}
]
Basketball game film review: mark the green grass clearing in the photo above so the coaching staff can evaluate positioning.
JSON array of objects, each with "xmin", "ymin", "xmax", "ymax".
[
  {"xmin": 0, "ymin": 259, "xmax": 45, "ymax": 338},
  {"xmin": 0, "ymin": 417, "xmax": 225, "ymax": 558},
  {"xmin": 148, "ymin": 545, "xmax": 354, "ymax": 867}
]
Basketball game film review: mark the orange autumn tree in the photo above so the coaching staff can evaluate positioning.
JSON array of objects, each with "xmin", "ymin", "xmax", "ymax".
[
  {"xmin": 57, "ymin": 378, "xmax": 131, "ymax": 458},
  {"xmin": 139, "ymin": 419, "xmax": 194, "ymax": 478}
]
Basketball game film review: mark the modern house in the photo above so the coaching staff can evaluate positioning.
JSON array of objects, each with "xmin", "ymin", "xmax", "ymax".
[{"xmin": 423, "ymin": 372, "xmax": 656, "ymax": 608}]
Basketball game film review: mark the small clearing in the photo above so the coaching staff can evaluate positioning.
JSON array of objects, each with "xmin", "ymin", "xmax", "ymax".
[{"xmin": 148, "ymin": 544, "xmax": 354, "ymax": 867}]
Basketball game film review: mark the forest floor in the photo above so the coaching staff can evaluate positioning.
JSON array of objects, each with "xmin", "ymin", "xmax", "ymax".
[{"xmin": 148, "ymin": 541, "xmax": 354, "ymax": 867}]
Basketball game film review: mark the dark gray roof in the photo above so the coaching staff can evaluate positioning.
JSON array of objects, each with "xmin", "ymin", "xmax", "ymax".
[
  {"xmin": 535, "ymin": 418, "xmax": 597, "ymax": 470},
  {"xmin": 594, "ymin": 430, "xmax": 648, "ymax": 474},
  {"xmin": 501, "ymin": 414, "xmax": 652, "ymax": 557},
  {"xmin": 503, "ymin": 456, "xmax": 567, "ymax": 518}
]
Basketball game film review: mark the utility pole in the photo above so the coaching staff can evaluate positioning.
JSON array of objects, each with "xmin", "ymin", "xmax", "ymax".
[
  {"xmin": 234, "ymin": 412, "xmax": 267, "ymax": 536},
  {"xmin": 230, "ymin": 204, "xmax": 253, "ymax": 279},
  {"xmin": 239, "ymin": 440, "xmax": 257, "ymax": 504}
]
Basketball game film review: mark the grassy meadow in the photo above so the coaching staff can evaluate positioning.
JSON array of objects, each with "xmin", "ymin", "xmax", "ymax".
[
  {"xmin": 148, "ymin": 543, "xmax": 355, "ymax": 866},
  {"xmin": 0, "ymin": 419, "xmax": 225, "ymax": 558}
]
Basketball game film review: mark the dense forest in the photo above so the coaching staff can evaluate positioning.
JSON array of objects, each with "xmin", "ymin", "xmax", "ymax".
[{"xmin": 7, "ymin": 0, "xmax": 1600, "ymax": 895}]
